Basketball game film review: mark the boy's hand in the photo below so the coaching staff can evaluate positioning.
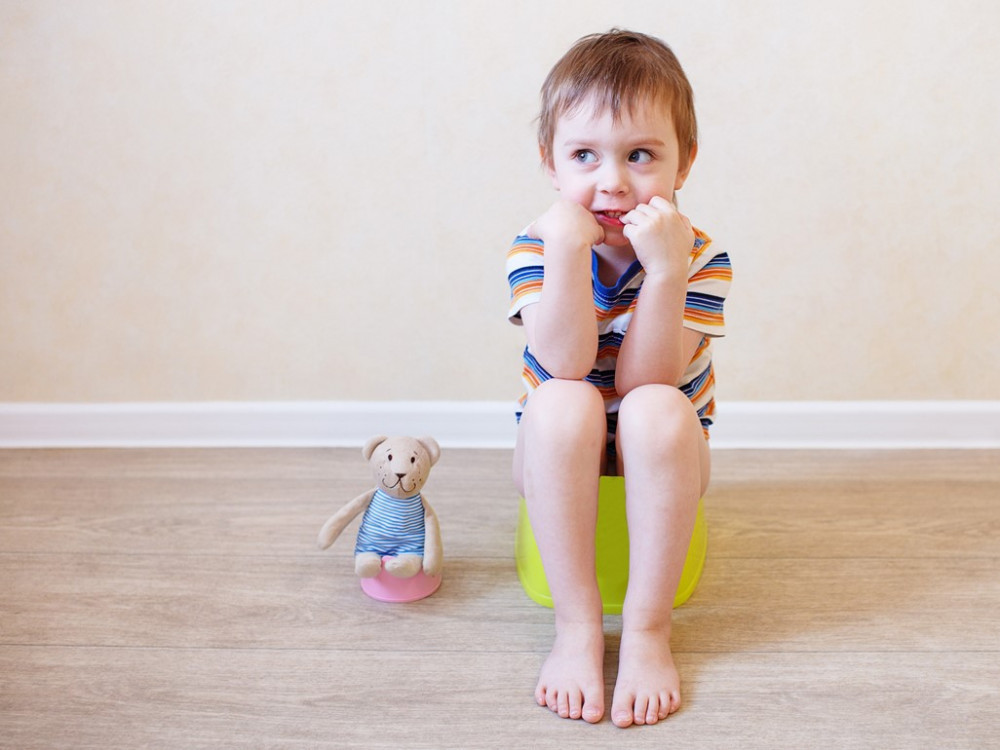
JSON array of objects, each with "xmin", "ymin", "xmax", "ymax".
[
  {"xmin": 527, "ymin": 199, "xmax": 604, "ymax": 251},
  {"xmin": 622, "ymin": 196, "xmax": 694, "ymax": 277}
]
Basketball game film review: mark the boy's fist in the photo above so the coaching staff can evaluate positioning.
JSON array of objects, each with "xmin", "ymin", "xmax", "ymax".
[
  {"xmin": 622, "ymin": 196, "xmax": 694, "ymax": 277},
  {"xmin": 527, "ymin": 199, "xmax": 605, "ymax": 251}
]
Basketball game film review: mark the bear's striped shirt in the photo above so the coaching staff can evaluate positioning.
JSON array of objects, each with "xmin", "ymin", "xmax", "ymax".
[{"xmin": 354, "ymin": 489, "xmax": 426, "ymax": 557}]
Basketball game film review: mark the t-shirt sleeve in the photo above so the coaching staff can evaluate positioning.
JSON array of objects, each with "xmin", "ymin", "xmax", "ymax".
[
  {"xmin": 506, "ymin": 234, "xmax": 545, "ymax": 325},
  {"xmin": 684, "ymin": 231, "xmax": 732, "ymax": 337}
]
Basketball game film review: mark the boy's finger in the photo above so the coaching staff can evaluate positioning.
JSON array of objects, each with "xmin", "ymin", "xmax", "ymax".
[
  {"xmin": 623, "ymin": 205, "xmax": 651, "ymax": 223},
  {"xmin": 647, "ymin": 195, "xmax": 674, "ymax": 213}
]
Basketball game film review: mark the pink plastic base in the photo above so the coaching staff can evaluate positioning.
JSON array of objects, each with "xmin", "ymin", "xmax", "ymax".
[{"xmin": 359, "ymin": 556, "xmax": 442, "ymax": 603}]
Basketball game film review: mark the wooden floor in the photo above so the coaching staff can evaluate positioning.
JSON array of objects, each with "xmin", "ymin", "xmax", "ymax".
[{"xmin": 1, "ymin": 448, "xmax": 998, "ymax": 749}]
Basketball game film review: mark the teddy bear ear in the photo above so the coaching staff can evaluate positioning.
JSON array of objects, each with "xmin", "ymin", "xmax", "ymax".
[
  {"xmin": 416, "ymin": 436, "xmax": 441, "ymax": 466},
  {"xmin": 363, "ymin": 435, "xmax": 388, "ymax": 461}
]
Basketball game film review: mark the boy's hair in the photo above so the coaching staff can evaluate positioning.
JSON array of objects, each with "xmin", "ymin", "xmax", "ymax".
[{"xmin": 538, "ymin": 29, "xmax": 697, "ymax": 170}]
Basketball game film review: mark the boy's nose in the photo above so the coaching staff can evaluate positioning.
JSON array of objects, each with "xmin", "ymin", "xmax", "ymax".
[{"xmin": 598, "ymin": 163, "xmax": 629, "ymax": 195}]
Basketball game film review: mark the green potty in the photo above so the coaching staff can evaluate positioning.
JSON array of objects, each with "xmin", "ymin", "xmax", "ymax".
[{"xmin": 515, "ymin": 475, "xmax": 707, "ymax": 614}]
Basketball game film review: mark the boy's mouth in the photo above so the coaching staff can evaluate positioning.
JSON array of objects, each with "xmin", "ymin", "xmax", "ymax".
[{"xmin": 594, "ymin": 210, "xmax": 626, "ymax": 228}]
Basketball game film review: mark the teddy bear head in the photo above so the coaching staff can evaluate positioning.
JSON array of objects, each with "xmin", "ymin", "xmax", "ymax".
[{"xmin": 363, "ymin": 435, "xmax": 440, "ymax": 499}]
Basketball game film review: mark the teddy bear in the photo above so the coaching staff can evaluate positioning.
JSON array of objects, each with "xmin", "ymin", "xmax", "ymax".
[{"xmin": 317, "ymin": 435, "xmax": 442, "ymax": 581}]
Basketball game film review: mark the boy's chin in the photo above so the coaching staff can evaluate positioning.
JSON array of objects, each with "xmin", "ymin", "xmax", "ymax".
[{"xmin": 598, "ymin": 230, "xmax": 632, "ymax": 250}]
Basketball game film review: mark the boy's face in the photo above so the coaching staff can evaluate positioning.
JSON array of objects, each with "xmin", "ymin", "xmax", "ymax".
[{"xmin": 545, "ymin": 96, "xmax": 695, "ymax": 249}]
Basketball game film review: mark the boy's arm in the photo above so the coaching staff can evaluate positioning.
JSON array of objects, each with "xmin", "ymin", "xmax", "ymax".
[
  {"xmin": 616, "ymin": 274, "xmax": 703, "ymax": 394},
  {"xmin": 615, "ymin": 197, "xmax": 700, "ymax": 394},
  {"xmin": 521, "ymin": 200, "xmax": 603, "ymax": 380}
]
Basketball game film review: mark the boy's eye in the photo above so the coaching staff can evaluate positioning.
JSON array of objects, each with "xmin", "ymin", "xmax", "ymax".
[
  {"xmin": 573, "ymin": 150, "xmax": 597, "ymax": 164},
  {"xmin": 628, "ymin": 149, "xmax": 653, "ymax": 164}
]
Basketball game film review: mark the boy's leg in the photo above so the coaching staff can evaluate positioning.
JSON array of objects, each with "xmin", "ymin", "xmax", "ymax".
[
  {"xmin": 611, "ymin": 384, "xmax": 710, "ymax": 728},
  {"xmin": 513, "ymin": 379, "xmax": 607, "ymax": 723}
]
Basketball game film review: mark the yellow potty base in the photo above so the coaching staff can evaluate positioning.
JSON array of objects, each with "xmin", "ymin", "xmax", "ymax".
[{"xmin": 515, "ymin": 476, "xmax": 707, "ymax": 614}]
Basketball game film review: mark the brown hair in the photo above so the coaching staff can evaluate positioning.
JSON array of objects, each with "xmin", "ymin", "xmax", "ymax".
[{"xmin": 538, "ymin": 29, "xmax": 697, "ymax": 170}]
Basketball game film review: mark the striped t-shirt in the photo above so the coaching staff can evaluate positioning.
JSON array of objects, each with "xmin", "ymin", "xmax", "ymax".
[
  {"xmin": 506, "ymin": 228, "xmax": 732, "ymax": 436},
  {"xmin": 354, "ymin": 489, "xmax": 426, "ymax": 557}
]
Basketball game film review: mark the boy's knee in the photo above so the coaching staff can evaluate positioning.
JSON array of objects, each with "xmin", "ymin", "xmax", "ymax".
[
  {"xmin": 515, "ymin": 380, "xmax": 606, "ymax": 492},
  {"xmin": 618, "ymin": 385, "xmax": 700, "ymax": 439},
  {"xmin": 526, "ymin": 379, "xmax": 605, "ymax": 436},
  {"xmin": 532, "ymin": 378, "xmax": 604, "ymax": 413}
]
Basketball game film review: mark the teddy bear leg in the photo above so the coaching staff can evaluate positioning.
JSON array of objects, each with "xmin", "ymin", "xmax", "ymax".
[
  {"xmin": 354, "ymin": 552, "xmax": 383, "ymax": 578},
  {"xmin": 383, "ymin": 554, "xmax": 422, "ymax": 578}
]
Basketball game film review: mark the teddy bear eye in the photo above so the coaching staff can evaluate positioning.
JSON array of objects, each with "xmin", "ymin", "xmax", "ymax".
[
  {"xmin": 410, "ymin": 456, "xmax": 416, "ymax": 464},
  {"xmin": 387, "ymin": 453, "xmax": 393, "ymax": 461}
]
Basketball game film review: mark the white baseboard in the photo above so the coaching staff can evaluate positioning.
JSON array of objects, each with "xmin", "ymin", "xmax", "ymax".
[
  {"xmin": 0, "ymin": 400, "xmax": 998, "ymax": 449},
  {"xmin": 0, "ymin": 401, "xmax": 517, "ymax": 449},
  {"xmin": 711, "ymin": 401, "xmax": 1000, "ymax": 449}
]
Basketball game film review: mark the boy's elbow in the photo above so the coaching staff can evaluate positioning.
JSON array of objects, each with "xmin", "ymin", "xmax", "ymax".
[
  {"xmin": 532, "ymin": 341, "xmax": 597, "ymax": 382},
  {"xmin": 542, "ymin": 356, "xmax": 594, "ymax": 381},
  {"xmin": 615, "ymin": 366, "xmax": 683, "ymax": 398},
  {"xmin": 552, "ymin": 365, "xmax": 594, "ymax": 381},
  {"xmin": 615, "ymin": 374, "xmax": 639, "ymax": 399}
]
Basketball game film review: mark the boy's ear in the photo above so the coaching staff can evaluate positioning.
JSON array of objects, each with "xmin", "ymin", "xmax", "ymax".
[{"xmin": 674, "ymin": 141, "xmax": 698, "ymax": 191}]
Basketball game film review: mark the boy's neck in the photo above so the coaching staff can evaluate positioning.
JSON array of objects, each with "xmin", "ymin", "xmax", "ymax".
[{"xmin": 593, "ymin": 244, "xmax": 638, "ymax": 286}]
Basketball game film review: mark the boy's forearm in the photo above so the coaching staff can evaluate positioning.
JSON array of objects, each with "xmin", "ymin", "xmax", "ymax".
[
  {"xmin": 532, "ymin": 307, "xmax": 598, "ymax": 380},
  {"xmin": 615, "ymin": 271, "xmax": 688, "ymax": 394},
  {"xmin": 526, "ymin": 240, "xmax": 598, "ymax": 379}
]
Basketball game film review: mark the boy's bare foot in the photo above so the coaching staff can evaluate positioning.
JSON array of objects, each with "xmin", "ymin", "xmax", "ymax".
[
  {"xmin": 611, "ymin": 627, "xmax": 681, "ymax": 727},
  {"xmin": 535, "ymin": 621, "xmax": 605, "ymax": 723}
]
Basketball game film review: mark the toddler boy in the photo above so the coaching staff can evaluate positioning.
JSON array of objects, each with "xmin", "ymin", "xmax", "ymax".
[{"xmin": 507, "ymin": 29, "xmax": 731, "ymax": 727}]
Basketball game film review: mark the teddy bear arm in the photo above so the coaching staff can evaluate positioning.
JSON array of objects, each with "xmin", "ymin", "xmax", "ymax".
[
  {"xmin": 421, "ymin": 497, "xmax": 443, "ymax": 576},
  {"xmin": 317, "ymin": 489, "xmax": 375, "ymax": 550}
]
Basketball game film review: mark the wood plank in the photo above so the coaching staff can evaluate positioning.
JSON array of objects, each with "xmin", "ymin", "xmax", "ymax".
[
  {"xmin": 4, "ymin": 450, "xmax": 997, "ymax": 560},
  {"xmin": 1, "ymin": 646, "xmax": 996, "ymax": 749},
  {"xmin": 2, "ymin": 553, "xmax": 996, "ymax": 652},
  {"xmin": 706, "ymin": 480, "xmax": 1000, "ymax": 558},
  {"xmin": 0, "ymin": 448, "xmax": 521, "ymax": 557}
]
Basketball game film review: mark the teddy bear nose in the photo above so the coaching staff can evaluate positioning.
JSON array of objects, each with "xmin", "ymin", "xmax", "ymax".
[{"xmin": 395, "ymin": 472, "xmax": 406, "ymax": 479}]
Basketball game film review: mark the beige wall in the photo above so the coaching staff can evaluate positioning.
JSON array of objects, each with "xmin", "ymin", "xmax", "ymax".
[{"xmin": 3, "ymin": 1, "xmax": 998, "ymax": 403}]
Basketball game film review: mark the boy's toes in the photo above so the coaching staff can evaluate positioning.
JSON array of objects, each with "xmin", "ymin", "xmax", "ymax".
[
  {"xmin": 567, "ymin": 690, "xmax": 583, "ymax": 719},
  {"xmin": 538, "ymin": 683, "xmax": 603, "ymax": 722},
  {"xmin": 662, "ymin": 689, "xmax": 681, "ymax": 718},
  {"xmin": 645, "ymin": 696, "xmax": 663, "ymax": 725},
  {"xmin": 582, "ymin": 704, "xmax": 604, "ymax": 724},
  {"xmin": 612, "ymin": 710, "xmax": 634, "ymax": 728},
  {"xmin": 643, "ymin": 690, "xmax": 681, "ymax": 725},
  {"xmin": 611, "ymin": 693, "xmax": 636, "ymax": 728},
  {"xmin": 556, "ymin": 690, "xmax": 572, "ymax": 718},
  {"xmin": 632, "ymin": 695, "xmax": 649, "ymax": 725},
  {"xmin": 536, "ymin": 682, "xmax": 553, "ymax": 711}
]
